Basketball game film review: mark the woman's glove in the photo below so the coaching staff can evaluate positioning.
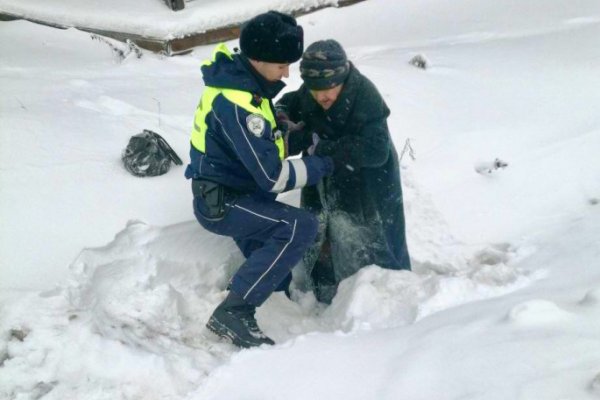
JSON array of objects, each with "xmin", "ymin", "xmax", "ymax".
[{"xmin": 307, "ymin": 133, "xmax": 320, "ymax": 155}]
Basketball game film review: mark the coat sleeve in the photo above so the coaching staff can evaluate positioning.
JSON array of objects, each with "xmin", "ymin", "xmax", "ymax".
[
  {"xmin": 316, "ymin": 97, "xmax": 391, "ymax": 172},
  {"xmin": 276, "ymin": 91, "xmax": 313, "ymax": 156},
  {"xmin": 212, "ymin": 95, "xmax": 332, "ymax": 193}
]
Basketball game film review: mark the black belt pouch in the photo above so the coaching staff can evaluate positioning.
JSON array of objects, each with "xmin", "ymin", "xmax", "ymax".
[{"xmin": 192, "ymin": 179, "xmax": 226, "ymax": 220}]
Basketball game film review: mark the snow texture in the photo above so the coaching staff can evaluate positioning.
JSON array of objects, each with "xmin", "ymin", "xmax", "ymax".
[{"xmin": 1, "ymin": 0, "xmax": 600, "ymax": 399}]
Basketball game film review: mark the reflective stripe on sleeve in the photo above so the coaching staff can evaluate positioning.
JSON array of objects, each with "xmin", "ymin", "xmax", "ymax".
[
  {"xmin": 270, "ymin": 161, "xmax": 290, "ymax": 193},
  {"xmin": 289, "ymin": 159, "xmax": 308, "ymax": 189}
]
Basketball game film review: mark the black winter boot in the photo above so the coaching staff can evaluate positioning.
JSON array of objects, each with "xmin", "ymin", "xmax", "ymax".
[
  {"xmin": 311, "ymin": 258, "xmax": 338, "ymax": 304},
  {"xmin": 206, "ymin": 291, "xmax": 275, "ymax": 348}
]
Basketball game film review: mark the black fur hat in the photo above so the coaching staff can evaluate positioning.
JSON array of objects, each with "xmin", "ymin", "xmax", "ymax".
[{"xmin": 240, "ymin": 11, "xmax": 304, "ymax": 63}]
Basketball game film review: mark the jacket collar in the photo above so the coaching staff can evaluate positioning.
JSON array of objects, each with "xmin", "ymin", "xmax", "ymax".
[
  {"xmin": 201, "ymin": 45, "xmax": 285, "ymax": 100},
  {"xmin": 238, "ymin": 55, "xmax": 286, "ymax": 99}
]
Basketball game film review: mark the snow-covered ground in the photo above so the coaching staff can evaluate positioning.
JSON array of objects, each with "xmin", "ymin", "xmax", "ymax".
[{"xmin": 2, "ymin": 0, "xmax": 600, "ymax": 398}]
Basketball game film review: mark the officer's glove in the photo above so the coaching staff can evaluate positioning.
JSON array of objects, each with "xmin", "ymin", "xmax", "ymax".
[
  {"xmin": 320, "ymin": 156, "xmax": 335, "ymax": 177},
  {"xmin": 302, "ymin": 155, "xmax": 335, "ymax": 186}
]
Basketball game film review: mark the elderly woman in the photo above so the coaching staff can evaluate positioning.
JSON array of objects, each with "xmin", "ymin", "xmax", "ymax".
[{"xmin": 277, "ymin": 39, "xmax": 411, "ymax": 303}]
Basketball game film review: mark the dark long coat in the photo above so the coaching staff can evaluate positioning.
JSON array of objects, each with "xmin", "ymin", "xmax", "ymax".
[{"xmin": 277, "ymin": 64, "xmax": 411, "ymax": 302}]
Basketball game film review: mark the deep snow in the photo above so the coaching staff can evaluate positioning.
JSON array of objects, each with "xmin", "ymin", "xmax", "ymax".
[{"xmin": 1, "ymin": 0, "xmax": 600, "ymax": 399}]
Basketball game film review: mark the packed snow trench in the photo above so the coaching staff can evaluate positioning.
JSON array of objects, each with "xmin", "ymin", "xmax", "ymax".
[
  {"xmin": 0, "ymin": 174, "xmax": 539, "ymax": 399},
  {"xmin": 2, "ymin": 0, "xmax": 600, "ymax": 398}
]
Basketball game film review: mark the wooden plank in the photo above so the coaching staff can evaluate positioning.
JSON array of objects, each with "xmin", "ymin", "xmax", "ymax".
[
  {"xmin": 0, "ymin": 0, "xmax": 368, "ymax": 55},
  {"xmin": 168, "ymin": 25, "xmax": 241, "ymax": 55}
]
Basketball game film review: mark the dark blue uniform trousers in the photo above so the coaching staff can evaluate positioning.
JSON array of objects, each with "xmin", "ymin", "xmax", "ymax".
[{"xmin": 193, "ymin": 192, "xmax": 319, "ymax": 306}]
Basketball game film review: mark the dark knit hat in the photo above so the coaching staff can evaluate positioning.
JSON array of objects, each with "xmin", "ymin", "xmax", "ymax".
[
  {"xmin": 300, "ymin": 39, "xmax": 350, "ymax": 90},
  {"xmin": 239, "ymin": 11, "xmax": 304, "ymax": 63}
]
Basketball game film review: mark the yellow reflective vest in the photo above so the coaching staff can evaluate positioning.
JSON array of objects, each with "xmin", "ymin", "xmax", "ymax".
[{"xmin": 190, "ymin": 43, "xmax": 285, "ymax": 160}]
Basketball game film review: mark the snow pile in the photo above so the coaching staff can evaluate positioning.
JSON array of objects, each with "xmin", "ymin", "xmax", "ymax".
[
  {"xmin": 1, "ymin": 203, "xmax": 535, "ymax": 398},
  {"xmin": 2, "ymin": 0, "xmax": 600, "ymax": 398},
  {"xmin": 324, "ymin": 242, "xmax": 537, "ymax": 331},
  {"xmin": 64, "ymin": 200, "xmax": 533, "ymax": 344},
  {"xmin": 187, "ymin": 213, "xmax": 600, "ymax": 400}
]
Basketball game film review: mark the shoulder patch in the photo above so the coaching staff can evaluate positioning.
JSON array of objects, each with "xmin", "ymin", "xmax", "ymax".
[{"xmin": 246, "ymin": 114, "xmax": 265, "ymax": 137}]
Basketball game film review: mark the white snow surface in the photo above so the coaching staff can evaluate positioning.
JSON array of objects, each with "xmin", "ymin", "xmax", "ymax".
[{"xmin": 2, "ymin": 0, "xmax": 600, "ymax": 399}]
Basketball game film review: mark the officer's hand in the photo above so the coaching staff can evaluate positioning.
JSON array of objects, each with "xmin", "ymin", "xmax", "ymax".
[{"xmin": 321, "ymin": 156, "xmax": 335, "ymax": 177}]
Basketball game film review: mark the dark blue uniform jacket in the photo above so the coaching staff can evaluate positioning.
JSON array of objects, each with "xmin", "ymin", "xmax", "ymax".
[{"xmin": 185, "ymin": 51, "xmax": 332, "ymax": 197}]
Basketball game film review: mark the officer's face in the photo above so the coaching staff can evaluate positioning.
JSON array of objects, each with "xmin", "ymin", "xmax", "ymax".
[
  {"xmin": 310, "ymin": 84, "xmax": 343, "ymax": 110},
  {"xmin": 252, "ymin": 61, "xmax": 290, "ymax": 82}
]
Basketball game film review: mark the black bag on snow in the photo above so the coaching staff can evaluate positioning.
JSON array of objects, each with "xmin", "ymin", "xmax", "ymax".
[
  {"xmin": 121, "ymin": 129, "xmax": 183, "ymax": 177},
  {"xmin": 163, "ymin": 0, "xmax": 185, "ymax": 11}
]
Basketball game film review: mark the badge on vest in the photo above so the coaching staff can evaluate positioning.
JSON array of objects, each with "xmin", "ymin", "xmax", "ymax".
[{"xmin": 246, "ymin": 114, "xmax": 265, "ymax": 137}]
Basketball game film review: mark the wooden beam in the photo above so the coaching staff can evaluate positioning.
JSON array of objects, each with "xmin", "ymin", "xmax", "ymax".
[{"xmin": 0, "ymin": 0, "xmax": 368, "ymax": 55}]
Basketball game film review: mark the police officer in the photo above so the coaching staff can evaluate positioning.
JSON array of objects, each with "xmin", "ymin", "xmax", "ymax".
[{"xmin": 185, "ymin": 11, "xmax": 334, "ymax": 348}]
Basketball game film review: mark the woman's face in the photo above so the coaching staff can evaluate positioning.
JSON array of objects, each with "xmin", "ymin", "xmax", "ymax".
[{"xmin": 310, "ymin": 84, "xmax": 343, "ymax": 110}]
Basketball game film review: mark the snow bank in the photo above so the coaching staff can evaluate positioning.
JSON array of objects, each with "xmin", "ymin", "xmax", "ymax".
[
  {"xmin": 2, "ymin": 0, "xmax": 600, "ymax": 398},
  {"xmin": 1, "ymin": 191, "xmax": 535, "ymax": 398}
]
